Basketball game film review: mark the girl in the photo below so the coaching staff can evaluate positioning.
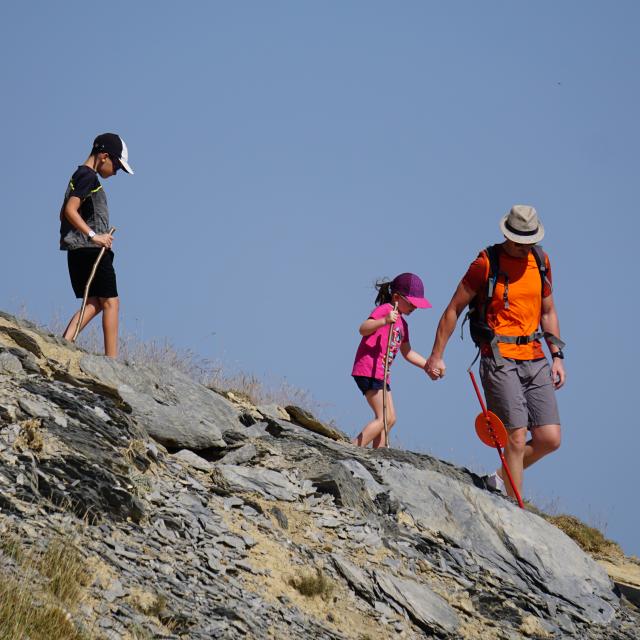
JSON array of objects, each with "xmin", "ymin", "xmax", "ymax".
[{"xmin": 351, "ymin": 273, "xmax": 432, "ymax": 448}]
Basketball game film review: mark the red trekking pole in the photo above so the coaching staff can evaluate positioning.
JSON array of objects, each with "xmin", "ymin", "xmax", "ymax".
[{"xmin": 468, "ymin": 368, "xmax": 524, "ymax": 509}]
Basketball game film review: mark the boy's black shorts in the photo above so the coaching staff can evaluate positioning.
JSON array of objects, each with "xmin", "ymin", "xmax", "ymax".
[{"xmin": 67, "ymin": 248, "xmax": 118, "ymax": 299}]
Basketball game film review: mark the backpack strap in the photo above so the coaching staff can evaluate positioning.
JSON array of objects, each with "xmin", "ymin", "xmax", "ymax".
[
  {"xmin": 531, "ymin": 245, "xmax": 553, "ymax": 296},
  {"xmin": 484, "ymin": 244, "xmax": 501, "ymax": 300}
]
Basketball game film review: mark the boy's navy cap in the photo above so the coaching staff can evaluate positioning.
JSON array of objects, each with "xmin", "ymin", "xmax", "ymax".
[{"xmin": 92, "ymin": 133, "xmax": 134, "ymax": 174}]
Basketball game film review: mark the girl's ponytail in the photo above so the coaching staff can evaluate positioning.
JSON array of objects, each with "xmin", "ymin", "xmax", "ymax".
[{"xmin": 374, "ymin": 279, "xmax": 393, "ymax": 306}]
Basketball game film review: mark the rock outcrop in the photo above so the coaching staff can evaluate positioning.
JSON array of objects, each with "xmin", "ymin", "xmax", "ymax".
[{"xmin": 0, "ymin": 311, "xmax": 638, "ymax": 639}]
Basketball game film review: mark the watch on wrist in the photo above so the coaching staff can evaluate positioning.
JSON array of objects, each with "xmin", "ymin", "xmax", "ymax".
[
  {"xmin": 551, "ymin": 350, "xmax": 564, "ymax": 359},
  {"xmin": 87, "ymin": 230, "xmax": 96, "ymax": 240}
]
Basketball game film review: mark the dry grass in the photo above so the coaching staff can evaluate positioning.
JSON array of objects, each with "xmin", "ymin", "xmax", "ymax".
[
  {"xmin": 36, "ymin": 537, "xmax": 91, "ymax": 605},
  {"xmin": 0, "ymin": 530, "xmax": 25, "ymax": 562},
  {"xmin": 544, "ymin": 514, "xmax": 622, "ymax": 556},
  {"xmin": 288, "ymin": 567, "xmax": 335, "ymax": 600},
  {"xmin": 34, "ymin": 308, "xmax": 326, "ymax": 415},
  {"xmin": 0, "ymin": 531, "xmax": 92, "ymax": 640},
  {"xmin": 14, "ymin": 418, "xmax": 44, "ymax": 453},
  {"xmin": 0, "ymin": 577, "xmax": 89, "ymax": 640},
  {"xmin": 128, "ymin": 589, "xmax": 168, "ymax": 617}
]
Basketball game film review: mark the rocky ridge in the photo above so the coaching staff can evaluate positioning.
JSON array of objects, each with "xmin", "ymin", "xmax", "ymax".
[{"xmin": 0, "ymin": 310, "xmax": 638, "ymax": 639}]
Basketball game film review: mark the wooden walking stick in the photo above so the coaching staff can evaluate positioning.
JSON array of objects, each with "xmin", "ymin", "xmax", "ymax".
[
  {"xmin": 72, "ymin": 227, "xmax": 116, "ymax": 342},
  {"xmin": 382, "ymin": 302, "xmax": 398, "ymax": 448}
]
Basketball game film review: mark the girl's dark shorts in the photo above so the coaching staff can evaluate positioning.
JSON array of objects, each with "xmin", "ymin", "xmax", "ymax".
[
  {"xmin": 67, "ymin": 248, "xmax": 118, "ymax": 299},
  {"xmin": 353, "ymin": 375, "xmax": 390, "ymax": 396}
]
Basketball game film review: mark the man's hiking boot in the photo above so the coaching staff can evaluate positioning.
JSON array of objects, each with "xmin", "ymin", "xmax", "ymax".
[{"xmin": 486, "ymin": 472, "xmax": 506, "ymax": 495}]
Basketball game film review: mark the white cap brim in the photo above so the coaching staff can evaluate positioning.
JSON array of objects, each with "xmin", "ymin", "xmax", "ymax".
[{"xmin": 119, "ymin": 158, "xmax": 134, "ymax": 174}]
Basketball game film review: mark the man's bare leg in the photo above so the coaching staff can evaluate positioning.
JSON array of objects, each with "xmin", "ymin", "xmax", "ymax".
[
  {"xmin": 498, "ymin": 423, "xmax": 561, "ymax": 492},
  {"xmin": 100, "ymin": 296, "xmax": 119, "ymax": 358},
  {"xmin": 502, "ymin": 426, "xmax": 527, "ymax": 499}
]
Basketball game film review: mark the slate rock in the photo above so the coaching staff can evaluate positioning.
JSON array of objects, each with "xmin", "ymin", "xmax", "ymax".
[
  {"xmin": 332, "ymin": 554, "xmax": 376, "ymax": 602},
  {"xmin": 375, "ymin": 570, "xmax": 460, "ymax": 635},
  {"xmin": 379, "ymin": 461, "xmax": 618, "ymax": 625},
  {"xmin": 222, "ymin": 444, "xmax": 258, "ymax": 466},
  {"xmin": 217, "ymin": 464, "xmax": 302, "ymax": 501},
  {"xmin": 80, "ymin": 355, "xmax": 241, "ymax": 450},
  {"xmin": 0, "ymin": 351, "xmax": 23, "ymax": 375},
  {"xmin": 285, "ymin": 405, "xmax": 350, "ymax": 442},
  {"xmin": 308, "ymin": 462, "xmax": 376, "ymax": 514},
  {"xmin": 173, "ymin": 449, "xmax": 213, "ymax": 471}
]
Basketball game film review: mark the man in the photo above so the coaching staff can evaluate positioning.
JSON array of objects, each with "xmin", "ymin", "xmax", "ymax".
[{"xmin": 425, "ymin": 205, "xmax": 565, "ymax": 499}]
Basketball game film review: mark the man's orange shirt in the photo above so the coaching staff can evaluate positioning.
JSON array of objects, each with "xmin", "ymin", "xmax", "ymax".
[{"xmin": 462, "ymin": 249, "xmax": 553, "ymax": 360}]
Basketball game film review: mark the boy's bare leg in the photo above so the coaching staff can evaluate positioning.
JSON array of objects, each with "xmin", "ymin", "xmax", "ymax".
[
  {"xmin": 63, "ymin": 297, "xmax": 101, "ymax": 341},
  {"xmin": 100, "ymin": 297, "xmax": 119, "ymax": 358}
]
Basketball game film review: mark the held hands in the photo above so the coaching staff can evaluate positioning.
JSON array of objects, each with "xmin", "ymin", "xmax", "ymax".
[
  {"xmin": 425, "ymin": 355, "xmax": 446, "ymax": 381},
  {"xmin": 91, "ymin": 233, "xmax": 113, "ymax": 249}
]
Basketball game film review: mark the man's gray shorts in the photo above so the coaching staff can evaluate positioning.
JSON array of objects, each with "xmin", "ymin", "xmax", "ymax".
[{"xmin": 479, "ymin": 357, "xmax": 561, "ymax": 430}]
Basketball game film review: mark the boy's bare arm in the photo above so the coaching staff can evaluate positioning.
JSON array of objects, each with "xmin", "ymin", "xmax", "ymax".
[{"xmin": 63, "ymin": 197, "xmax": 113, "ymax": 248}]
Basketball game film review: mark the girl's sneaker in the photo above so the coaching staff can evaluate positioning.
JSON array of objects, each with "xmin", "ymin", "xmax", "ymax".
[{"xmin": 486, "ymin": 472, "xmax": 506, "ymax": 494}]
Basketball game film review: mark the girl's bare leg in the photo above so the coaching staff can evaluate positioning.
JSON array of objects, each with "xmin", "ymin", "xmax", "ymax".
[
  {"xmin": 352, "ymin": 390, "xmax": 396, "ymax": 448},
  {"xmin": 371, "ymin": 391, "xmax": 396, "ymax": 449}
]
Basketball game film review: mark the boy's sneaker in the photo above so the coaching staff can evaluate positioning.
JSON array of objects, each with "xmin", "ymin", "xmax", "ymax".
[{"xmin": 486, "ymin": 472, "xmax": 506, "ymax": 495}]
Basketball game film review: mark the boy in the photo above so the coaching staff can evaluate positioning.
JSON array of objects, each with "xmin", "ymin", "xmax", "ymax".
[{"xmin": 59, "ymin": 133, "xmax": 133, "ymax": 357}]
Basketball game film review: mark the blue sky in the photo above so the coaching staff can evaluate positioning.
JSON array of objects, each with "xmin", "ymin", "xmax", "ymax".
[{"xmin": 1, "ymin": 2, "xmax": 638, "ymax": 556}]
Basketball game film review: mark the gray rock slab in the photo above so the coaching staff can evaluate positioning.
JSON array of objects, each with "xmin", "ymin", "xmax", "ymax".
[
  {"xmin": 17, "ymin": 396, "xmax": 51, "ymax": 419},
  {"xmin": 285, "ymin": 405, "xmax": 350, "ymax": 441},
  {"xmin": 221, "ymin": 444, "xmax": 258, "ymax": 466},
  {"xmin": 338, "ymin": 459, "xmax": 385, "ymax": 499},
  {"xmin": 308, "ymin": 462, "xmax": 376, "ymax": 514},
  {"xmin": 80, "ymin": 355, "xmax": 242, "ymax": 449},
  {"xmin": 375, "ymin": 570, "xmax": 459, "ymax": 635},
  {"xmin": 0, "ymin": 351, "xmax": 23, "ymax": 375},
  {"xmin": 173, "ymin": 449, "xmax": 213, "ymax": 471},
  {"xmin": 378, "ymin": 461, "xmax": 618, "ymax": 625},
  {"xmin": 256, "ymin": 403, "xmax": 290, "ymax": 421},
  {"xmin": 217, "ymin": 464, "xmax": 302, "ymax": 501},
  {"xmin": 332, "ymin": 554, "xmax": 376, "ymax": 602}
]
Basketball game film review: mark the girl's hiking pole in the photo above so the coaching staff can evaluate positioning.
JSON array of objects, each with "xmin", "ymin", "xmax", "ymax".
[
  {"xmin": 72, "ymin": 227, "xmax": 116, "ymax": 342},
  {"xmin": 468, "ymin": 366, "xmax": 524, "ymax": 509},
  {"xmin": 382, "ymin": 302, "xmax": 398, "ymax": 448}
]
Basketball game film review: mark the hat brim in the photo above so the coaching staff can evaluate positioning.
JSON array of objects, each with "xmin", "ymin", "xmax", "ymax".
[
  {"xmin": 406, "ymin": 295, "xmax": 431, "ymax": 309},
  {"xmin": 119, "ymin": 158, "xmax": 134, "ymax": 175},
  {"xmin": 499, "ymin": 214, "xmax": 544, "ymax": 244}
]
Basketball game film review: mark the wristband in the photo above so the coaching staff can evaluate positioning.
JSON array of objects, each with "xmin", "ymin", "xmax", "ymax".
[{"xmin": 551, "ymin": 351, "xmax": 564, "ymax": 359}]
